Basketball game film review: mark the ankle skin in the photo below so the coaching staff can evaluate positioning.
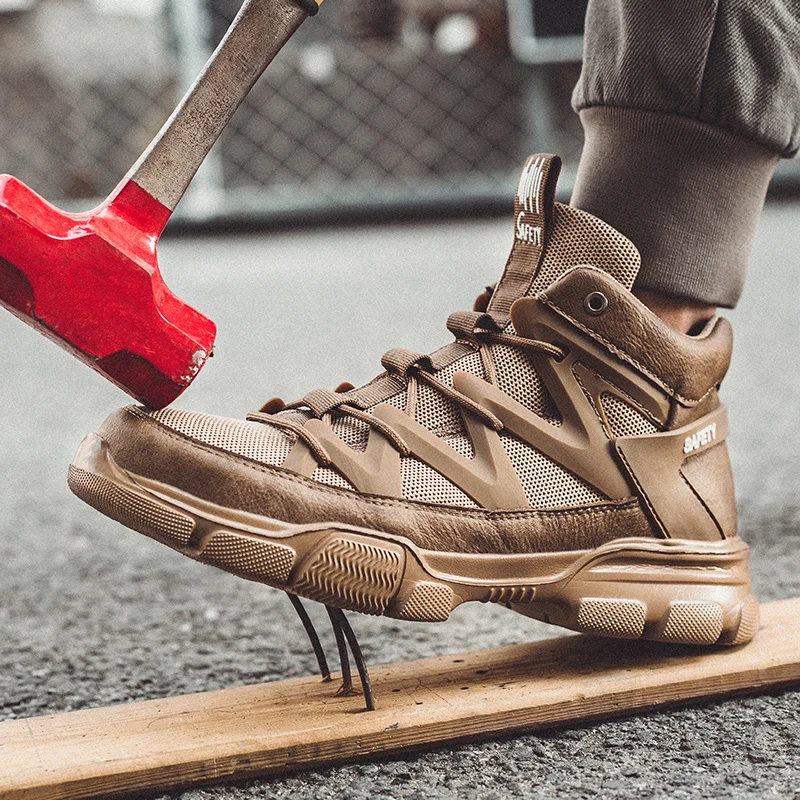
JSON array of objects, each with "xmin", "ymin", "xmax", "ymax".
[{"xmin": 634, "ymin": 289, "xmax": 717, "ymax": 336}]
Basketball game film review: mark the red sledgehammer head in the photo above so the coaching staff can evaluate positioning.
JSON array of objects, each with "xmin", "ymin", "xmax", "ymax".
[
  {"xmin": 0, "ymin": 176, "xmax": 216, "ymax": 408},
  {"xmin": 0, "ymin": 0, "xmax": 322, "ymax": 408}
]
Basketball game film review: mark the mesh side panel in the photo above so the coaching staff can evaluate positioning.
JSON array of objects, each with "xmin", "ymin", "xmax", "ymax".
[
  {"xmin": 401, "ymin": 457, "xmax": 479, "ymax": 508},
  {"xmin": 415, "ymin": 380, "xmax": 464, "ymax": 439},
  {"xmin": 148, "ymin": 408, "xmax": 294, "ymax": 467},
  {"xmin": 279, "ymin": 409, "xmax": 313, "ymax": 427},
  {"xmin": 529, "ymin": 204, "xmax": 641, "ymax": 297},
  {"xmin": 383, "ymin": 389, "xmax": 407, "ymax": 410},
  {"xmin": 436, "ymin": 350, "xmax": 485, "ymax": 386},
  {"xmin": 331, "ymin": 416, "xmax": 371, "ymax": 452},
  {"xmin": 500, "ymin": 433, "xmax": 605, "ymax": 508},
  {"xmin": 332, "ymin": 386, "xmax": 406, "ymax": 451},
  {"xmin": 490, "ymin": 343, "xmax": 560, "ymax": 423},
  {"xmin": 364, "ymin": 387, "xmax": 407, "ymax": 416},
  {"xmin": 601, "ymin": 393, "xmax": 659, "ymax": 438},
  {"xmin": 415, "ymin": 350, "xmax": 484, "ymax": 456},
  {"xmin": 445, "ymin": 434, "xmax": 475, "ymax": 460},
  {"xmin": 312, "ymin": 467, "xmax": 355, "ymax": 491}
]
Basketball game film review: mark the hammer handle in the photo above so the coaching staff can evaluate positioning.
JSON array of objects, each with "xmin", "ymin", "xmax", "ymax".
[{"xmin": 128, "ymin": 0, "xmax": 322, "ymax": 212}]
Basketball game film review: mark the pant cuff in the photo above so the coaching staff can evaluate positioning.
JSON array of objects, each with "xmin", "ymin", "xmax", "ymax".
[{"xmin": 571, "ymin": 107, "xmax": 780, "ymax": 308}]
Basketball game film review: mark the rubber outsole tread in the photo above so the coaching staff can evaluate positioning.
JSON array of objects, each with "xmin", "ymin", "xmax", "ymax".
[
  {"xmin": 576, "ymin": 598, "xmax": 646, "ymax": 639},
  {"xmin": 68, "ymin": 442, "xmax": 761, "ymax": 642},
  {"xmin": 201, "ymin": 532, "xmax": 295, "ymax": 583},
  {"xmin": 731, "ymin": 597, "xmax": 761, "ymax": 646},
  {"xmin": 293, "ymin": 538, "xmax": 403, "ymax": 616},
  {"xmin": 661, "ymin": 601, "xmax": 724, "ymax": 645},
  {"xmin": 487, "ymin": 586, "xmax": 536, "ymax": 605},
  {"xmin": 396, "ymin": 582, "xmax": 454, "ymax": 622},
  {"xmin": 68, "ymin": 465, "xmax": 194, "ymax": 545}
]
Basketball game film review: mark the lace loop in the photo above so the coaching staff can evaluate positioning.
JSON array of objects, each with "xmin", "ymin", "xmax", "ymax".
[
  {"xmin": 485, "ymin": 331, "xmax": 567, "ymax": 360},
  {"xmin": 250, "ymin": 300, "xmax": 565, "ymax": 471},
  {"xmin": 446, "ymin": 310, "xmax": 500, "ymax": 340},
  {"xmin": 381, "ymin": 348, "xmax": 432, "ymax": 377},
  {"xmin": 346, "ymin": 375, "xmax": 407, "ymax": 410},
  {"xmin": 291, "ymin": 388, "xmax": 348, "ymax": 417}
]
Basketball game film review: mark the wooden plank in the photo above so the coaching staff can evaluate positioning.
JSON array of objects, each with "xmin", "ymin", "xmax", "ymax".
[{"xmin": 2, "ymin": 597, "xmax": 800, "ymax": 800}]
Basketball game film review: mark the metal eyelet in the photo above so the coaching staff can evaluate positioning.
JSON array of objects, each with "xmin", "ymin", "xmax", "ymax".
[{"xmin": 584, "ymin": 291, "xmax": 609, "ymax": 316}]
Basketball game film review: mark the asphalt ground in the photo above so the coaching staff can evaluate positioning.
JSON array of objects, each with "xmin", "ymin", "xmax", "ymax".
[{"xmin": 1, "ymin": 200, "xmax": 799, "ymax": 799}]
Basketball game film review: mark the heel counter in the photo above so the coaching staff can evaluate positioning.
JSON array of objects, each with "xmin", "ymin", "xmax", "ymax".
[
  {"xmin": 680, "ymin": 440, "xmax": 738, "ymax": 539},
  {"xmin": 614, "ymin": 404, "xmax": 733, "ymax": 542}
]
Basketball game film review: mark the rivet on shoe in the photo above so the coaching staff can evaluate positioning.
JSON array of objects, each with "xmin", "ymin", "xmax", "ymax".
[{"xmin": 584, "ymin": 291, "xmax": 609, "ymax": 316}]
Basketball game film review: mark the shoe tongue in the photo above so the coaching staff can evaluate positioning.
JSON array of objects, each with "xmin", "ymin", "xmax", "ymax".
[{"xmin": 487, "ymin": 154, "xmax": 641, "ymax": 327}]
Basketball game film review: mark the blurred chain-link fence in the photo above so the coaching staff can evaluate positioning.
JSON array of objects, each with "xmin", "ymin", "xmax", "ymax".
[
  {"xmin": 0, "ymin": 0, "xmax": 588, "ymax": 223},
  {"xmin": 0, "ymin": 1, "xmax": 795, "ymax": 226}
]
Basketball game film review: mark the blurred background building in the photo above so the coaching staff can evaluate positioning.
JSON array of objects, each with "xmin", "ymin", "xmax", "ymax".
[{"xmin": 0, "ymin": 0, "xmax": 797, "ymax": 225}]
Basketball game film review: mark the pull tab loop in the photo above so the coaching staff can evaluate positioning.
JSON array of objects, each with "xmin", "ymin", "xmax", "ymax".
[{"xmin": 487, "ymin": 154, "xmax": 562, "ymax": 327}]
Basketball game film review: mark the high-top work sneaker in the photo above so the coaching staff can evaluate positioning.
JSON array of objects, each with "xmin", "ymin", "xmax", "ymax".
[{"xmin": 69, "ymin": 154, "xmax": 758, "ymax": 648}]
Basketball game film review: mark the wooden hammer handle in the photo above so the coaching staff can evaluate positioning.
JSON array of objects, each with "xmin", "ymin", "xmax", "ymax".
[{"xmin": 128, "ymin": 0, "xmax": 322, "ymax": 211}]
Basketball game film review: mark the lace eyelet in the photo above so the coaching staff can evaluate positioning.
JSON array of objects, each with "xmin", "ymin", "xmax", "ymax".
[{"xmin": 584, "ymin": 291, "xmax": 609, "ymax": 316}]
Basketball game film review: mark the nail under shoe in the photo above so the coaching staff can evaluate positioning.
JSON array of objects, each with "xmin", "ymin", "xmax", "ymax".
[{"xmin": 69, "ymin": 154, "xmax": 758, "ymax": 650}]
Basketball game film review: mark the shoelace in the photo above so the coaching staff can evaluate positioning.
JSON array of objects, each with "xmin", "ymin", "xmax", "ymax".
[
  {"xmin": 253, "ymin": 299, "xmax": 567, "ymax": 711},
  {"xmin": 246, "ymin": 312, "xmax": 564, "ymax": 463}
]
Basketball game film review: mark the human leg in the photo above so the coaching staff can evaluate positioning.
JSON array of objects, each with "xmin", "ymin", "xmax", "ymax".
[{"xmin": 571, "ymin": 0, "xmax": 800, "ymax": 331}]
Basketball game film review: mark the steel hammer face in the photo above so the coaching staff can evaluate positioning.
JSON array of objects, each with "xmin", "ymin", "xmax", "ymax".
[{"xmin": 0, "ymin": 176, "xmax": 216, "ymax": 408}]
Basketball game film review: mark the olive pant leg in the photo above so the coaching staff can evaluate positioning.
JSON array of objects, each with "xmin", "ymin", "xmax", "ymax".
[{"xmin": 571, "ymin": 0, "xmax": 800, "ymax": 307}]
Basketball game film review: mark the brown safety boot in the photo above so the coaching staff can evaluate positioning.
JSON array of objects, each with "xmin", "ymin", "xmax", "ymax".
[{"xmin": 69, "ymin": 154, "xmax": 758, "ymax": 647}]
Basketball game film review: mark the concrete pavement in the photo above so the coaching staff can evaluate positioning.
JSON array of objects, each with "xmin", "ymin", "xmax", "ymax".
[{"xmin": 1, "ymin": 201, "xmax": 799, "ymax": 799}]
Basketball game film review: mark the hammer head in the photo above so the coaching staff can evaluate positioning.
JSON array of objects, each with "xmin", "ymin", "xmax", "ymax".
[{"xmin": 0, "ymin": 176, "xmax": 216, "ymax": 408}]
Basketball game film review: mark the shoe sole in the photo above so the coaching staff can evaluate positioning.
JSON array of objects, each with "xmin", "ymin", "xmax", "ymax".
[{"xmin": 69, "ymin": 433, "xmax": 760, "ymax": 646}]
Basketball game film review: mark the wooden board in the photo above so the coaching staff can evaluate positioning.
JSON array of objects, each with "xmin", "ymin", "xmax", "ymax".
[{"xmin": 3, "ymin": 597, "xmax": 800, "ymax": 800}]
